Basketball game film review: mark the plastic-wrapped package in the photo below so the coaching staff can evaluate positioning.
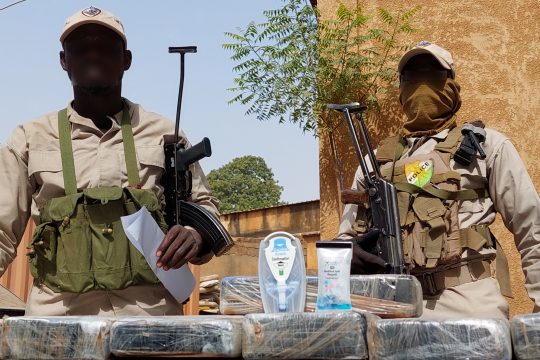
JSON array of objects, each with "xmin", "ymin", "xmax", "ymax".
[
  {"xmin": 109, "ymin": 316, "xmax": 242, "ymax": 357},
  {"xmin": 2, "ymin": 316, "xmax": 113, "ymax": 360},
  {"xmin": 220, "ymin": 274, "xmax": 422, "ymax": 318},
  {"xmin": 242, "ymin": 311, "xmax": 369, "ymax": 359},
  {"xmin": 368, "ymin": 318, "xmax": 511, "ymax": 360},
  {"xmin": 511, "ymin": 313, "xmax": 540, "ymax": 360}
]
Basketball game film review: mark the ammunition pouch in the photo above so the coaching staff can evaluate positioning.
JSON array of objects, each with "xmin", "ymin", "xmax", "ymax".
[{"xmin": 28, "ymin": 187, "xmax": 165, "ymax": 293}]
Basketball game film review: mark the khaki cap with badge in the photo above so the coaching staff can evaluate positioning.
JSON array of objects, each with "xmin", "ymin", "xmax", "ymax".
[
  {"xmin": 398, "ymin": 40, "xmax": 455, "ymax": 79},
  {"xmin": 59, "ymin": 6, "xmax": 127, "ymax": 45}
]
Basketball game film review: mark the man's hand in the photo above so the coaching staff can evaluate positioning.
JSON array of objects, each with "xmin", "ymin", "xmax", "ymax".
[
  {"xmin": 351, "ymin": 243, "xmax": 389, "ymax": 274},
  {"xmin": 156, "ymin": 225, "xmax": 203, "ymax": 270},
  {"xmin": 348, "ymin": 229, "xmax": 389, "ymax": 274}
]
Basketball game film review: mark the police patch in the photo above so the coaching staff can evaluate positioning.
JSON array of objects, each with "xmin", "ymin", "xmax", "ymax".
[
  {"xmin": 82, "ymin": 6, "xmax": 101, "ymax": 17},
  {"xmin": 405, "ymin": 160, "xmax": 433, "ymax": 188}
]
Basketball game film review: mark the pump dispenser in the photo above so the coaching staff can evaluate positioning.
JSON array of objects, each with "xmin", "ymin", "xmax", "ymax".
[{"xmin": 258, "ymin": 232, "xmax": 306, "ymax": 313}]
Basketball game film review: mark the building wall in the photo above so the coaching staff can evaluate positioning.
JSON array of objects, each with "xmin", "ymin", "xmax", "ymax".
[
  {"xmin": 201, "ymin": 201, "xmax": 321, "ymax": 277},
  {"xmin": 318, "ymin": 0, "xmax": 540, "ymax": 317}
]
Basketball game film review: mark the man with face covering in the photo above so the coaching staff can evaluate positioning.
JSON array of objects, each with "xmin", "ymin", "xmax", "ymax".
[
  {"xmin": 337, "ymin": 41, "xmax": 540, "ymax": 319},
  {"xmin": 0, "ymin": 7, "xmax": 218, "ymax": 315}
]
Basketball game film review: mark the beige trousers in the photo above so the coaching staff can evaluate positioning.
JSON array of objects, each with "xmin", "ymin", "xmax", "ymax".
[
  {"xmin": 25, "ymin": 281, "xmax": 183, "ymax": 316},
  {"xmin": 420, "ymin": 277, "xmax": 509, "ymax": 320}
]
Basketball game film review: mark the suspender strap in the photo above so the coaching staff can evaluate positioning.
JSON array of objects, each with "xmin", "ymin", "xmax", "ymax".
[
  {"xmin": 394, "ymin": 182, "xmax": 489, "ymax": 201},
  {"xmin": 58, "ymin": 108, "xmax": 78, "ymax": 195},
  {"xmin": 376, "ymin": 135, "xmax": 406, "ymax": 164},
  {"xmin": 57, "ymin": 103, "xmax": 141, "ymax": 195},
  {"xmin": 120, "ymin": 105, "xmax": 141, "ymax": 187}
]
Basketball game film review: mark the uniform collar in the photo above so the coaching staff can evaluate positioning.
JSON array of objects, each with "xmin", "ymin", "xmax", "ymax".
[
  {"xmin": 66, "ymin": 98, "xmax": 136, "ymax": 131},
  {"xmin": 405, "ymin": 128, "xmax": 451, "ymax": 153},
  {"xmin": 407, "ymin": 128, "xmax": 451, "ymax": 141}
]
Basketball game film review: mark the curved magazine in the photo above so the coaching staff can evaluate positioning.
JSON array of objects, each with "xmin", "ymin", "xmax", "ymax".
[{"xmin": 179, "ymin": 200, "xmax": 234, "ymax": 256}]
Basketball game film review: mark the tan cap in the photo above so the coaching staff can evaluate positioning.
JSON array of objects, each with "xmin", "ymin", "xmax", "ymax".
[
  {"xmin": 60, "ymin": 6, "xmax": 127, "ymax": 45},
  {"xmin": 398, "ymin": 41, "xmax": 455, "ymax": 78}
]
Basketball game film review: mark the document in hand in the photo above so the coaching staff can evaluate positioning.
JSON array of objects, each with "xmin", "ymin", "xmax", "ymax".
[{"xmin": 121, "ymin": 207, "xmax": 195, "ymax": 304}]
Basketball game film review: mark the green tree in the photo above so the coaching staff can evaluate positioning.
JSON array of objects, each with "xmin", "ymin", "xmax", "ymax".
[
  {"xmin": 207, "ymin": 156, "xmax": 284, "ymax": 214},
  {"xmin": 223, "ymin": 0, "xmax": 418, "ymax": 134}
]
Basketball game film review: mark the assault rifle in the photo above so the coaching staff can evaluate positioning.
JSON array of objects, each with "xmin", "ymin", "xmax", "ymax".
[
  {"xmin": 162, "ymin": 46, "xmax": 234, "ymax": 256},
  {"xmin": 327, "ymin": 102, "xmax": 406, "ymax": 274}
]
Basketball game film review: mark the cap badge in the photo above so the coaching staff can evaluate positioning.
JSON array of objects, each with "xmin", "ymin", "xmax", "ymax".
[
  {"xmin": 81, "ymin": 6, "xmax": 101, "ymax": 17},
  {"xmin": 417, "ymin": 40, "xmax": 431, "ymax": 48}
]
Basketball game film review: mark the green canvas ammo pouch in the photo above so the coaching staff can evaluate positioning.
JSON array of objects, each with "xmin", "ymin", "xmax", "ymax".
[{"xmin": 28, "ymin": 105, "xmax": 165, "ymax": 293}]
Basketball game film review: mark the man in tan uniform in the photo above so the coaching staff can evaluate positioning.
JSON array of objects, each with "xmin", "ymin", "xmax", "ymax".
[
  {"xmin": 0, "ymin": 7, "xmax": 218, "ymax": 315},
  {"xmin": 338, "ymin": 41, "xmax": 540, "ymax": 320}
]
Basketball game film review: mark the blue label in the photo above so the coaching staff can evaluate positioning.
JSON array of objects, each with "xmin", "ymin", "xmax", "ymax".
[{"xmin": 272, "ymin": 238, "xmax": 288, "ymax": 251}]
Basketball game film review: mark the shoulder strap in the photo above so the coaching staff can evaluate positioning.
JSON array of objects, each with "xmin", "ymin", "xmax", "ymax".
[
  {"xmin": 57, "ymin": 104, "xmax": 141, "ymax": 195},
  {"xmin": 58, "ymin": 108, "xmax": 77, "ymax": 195},
  {"xmin": 120, "ymin": 104, "xmax": 141, "ymax": 187},
  {"xmin": 376, "ymin": 135, "xmax": 406, "ymax": 164},
  {"xmin": 434, "ymin": 126, "xmax": 463, "ymax": 165},
  {"xmin": 434, "ymin": 126, "xmax": 463, "ymax": 154}
]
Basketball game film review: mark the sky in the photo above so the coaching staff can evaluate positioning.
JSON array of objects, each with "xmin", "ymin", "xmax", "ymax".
[{"xmin": 0, "ymin": 0, "xmax": 319, "ymax": 204}]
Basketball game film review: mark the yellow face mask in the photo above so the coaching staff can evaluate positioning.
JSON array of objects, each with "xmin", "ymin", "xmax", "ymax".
[{"xmin": 399, "ymin": 77, "xmax": 462, "ymax": 137}]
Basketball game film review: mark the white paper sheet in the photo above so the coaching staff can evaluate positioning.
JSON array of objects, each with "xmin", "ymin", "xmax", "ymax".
[{"xmin": 121, "ymin": 207, "xmax": 195, "ymax": 304}]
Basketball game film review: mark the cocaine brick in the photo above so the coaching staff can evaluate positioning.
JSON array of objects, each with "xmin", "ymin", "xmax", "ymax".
[
  {"xmin": 2, "ymin": 316, "xmax": 112, "ymax": 360},
  {"xmin": 368, "ymin": 318, "xmax": 511, "ymax": 360},
  {"xmin": 109, "ymin": 316, "xmax": 242, "ymax": 358},
  {"xmin": 242, "ymin": 311, "xmax": 369, "ymax": 359},
  {"xmin": 511, "ymin": 313, "xmax": 540, "ymax": 360}
]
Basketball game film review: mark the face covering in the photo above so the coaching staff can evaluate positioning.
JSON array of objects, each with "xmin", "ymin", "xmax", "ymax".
[{"xmin": 399, "ymin": 77, "xmax": 462, "ymax": 137}]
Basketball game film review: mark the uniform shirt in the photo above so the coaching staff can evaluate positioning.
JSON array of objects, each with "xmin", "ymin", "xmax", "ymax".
[
  {"xmin": 338, "ymin": 127, "xmax": 540, "ymax": 310},
  {"xmin": 0, "ymin": 99, "xmax": 218, "ymax": 315}
]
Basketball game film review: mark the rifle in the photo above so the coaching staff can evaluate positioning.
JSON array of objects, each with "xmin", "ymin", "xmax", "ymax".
[
  {"xmin": 327, "ymin": 102, "xmax": 406, "ymax": 274},
  {"xmin": 162, "ymin": 46, "xmax": 234, "ymax": 256}
]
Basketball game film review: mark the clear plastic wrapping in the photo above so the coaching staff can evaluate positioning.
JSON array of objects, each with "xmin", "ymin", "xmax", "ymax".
[
  {"xmin": 2, "ymin": 316, "xmax": 113, "ymax": 360},
  {"xmin": 109, "ymin": 316, "xmax": 243, "ymax": 357},
  {"xmin": 368, "ymin": 318, "xmax": 511, "ymax": 360},
  {"xmin": 242, "ymin": 311, "xmax": 369, "ymax": 359},
  {"xmin": 511, "ymin": 313, "xmax": 540, "ymax": 360},
  {"xmin": 220, "ymin": 274, "xmax": 422, "ymax": 318}
]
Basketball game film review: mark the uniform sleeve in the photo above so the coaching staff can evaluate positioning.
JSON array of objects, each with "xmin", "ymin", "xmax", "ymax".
[
  {"xmin": 0, "ymin": 126, "xmax": 34, "ymax": 275},
  {"xmin": 488, "ymin": 139, "xmax": 540, "ymax": 311}
]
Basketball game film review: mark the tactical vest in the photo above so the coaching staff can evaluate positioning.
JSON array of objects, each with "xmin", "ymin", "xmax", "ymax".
[
  {"xmin": 354, "ymin": 127, "xmax": 512, "ymax": 298},
  {"xmin": 27, "ymin": 105, "xmax": 165, "ymax": 293},
  {"xmin": 374, "ymin": 127, "xmax": 493, "ymax": 266},
  {"xmin": 360, "ymin": 126, "xmax": 512, "ymax": 296}
]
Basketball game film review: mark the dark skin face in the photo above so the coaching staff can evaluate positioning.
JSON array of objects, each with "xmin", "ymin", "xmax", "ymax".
[
  {"xmin": 60, "ymin": 24, "xmax": 132, "ymax": 131},
  {"xmin": 61, "ymin": 24, "xmax": 203, "ymax": 270},
  {"xmin": 400, "ymin": 54, "xmax": 450, "ymax": 85}
]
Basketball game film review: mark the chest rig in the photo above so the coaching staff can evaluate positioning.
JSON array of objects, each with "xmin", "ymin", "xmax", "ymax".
[
  {"xmin": 376, "ymin": 128, "xmax": 491, "ymax": 269},
  {"xmin": 358, "ymin": 125, "xmax": 512, "ymax": 296},
  {"xmin": 27, "ymin": 106, "xmax": 165, "ymax": 293}
]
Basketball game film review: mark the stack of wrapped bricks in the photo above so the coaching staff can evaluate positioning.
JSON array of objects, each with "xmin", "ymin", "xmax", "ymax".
[{"xmin": 2, "ymin": 274, "xmax": 533, "ymax": 359}]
